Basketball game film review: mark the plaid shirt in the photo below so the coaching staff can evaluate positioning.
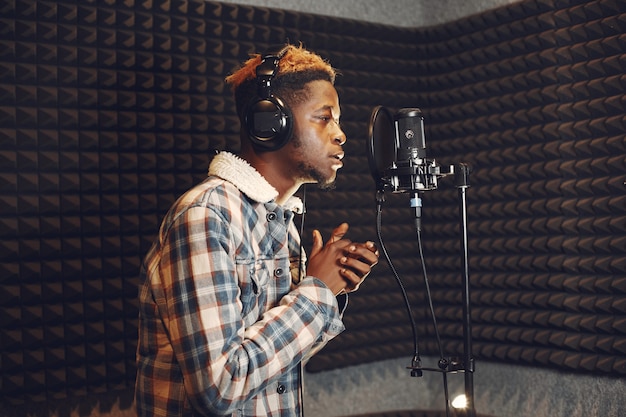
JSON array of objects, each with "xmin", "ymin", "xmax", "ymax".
[{"xmin": 135, "ymin": 152, "xmax": 345, "ymax": 417}]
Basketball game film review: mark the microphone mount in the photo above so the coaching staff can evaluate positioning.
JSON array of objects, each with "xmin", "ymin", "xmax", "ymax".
[
  {"xmin": 366, "ymin": 105, "xmax": 453, "ymax": 195},
  {"xmin": 384, "ymin": 156, "xmax": 454, "ymax": 194}
]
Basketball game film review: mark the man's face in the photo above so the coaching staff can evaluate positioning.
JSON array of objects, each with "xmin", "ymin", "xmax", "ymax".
[{"xmin": 285, "ymin": 80, "xmax": 346, "ymax": 189}]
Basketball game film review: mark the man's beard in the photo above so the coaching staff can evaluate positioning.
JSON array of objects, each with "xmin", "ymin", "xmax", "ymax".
[
  {"xmin": 292, "ymin": 134, "xmax": 337, "ymax": 190},
  {"xmin": 297, "ymin": 161, "xmax": 337, "ymax": 190}
]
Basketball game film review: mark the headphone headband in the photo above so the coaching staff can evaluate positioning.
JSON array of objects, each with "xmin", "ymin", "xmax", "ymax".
[
  {"xmin": 244, "ymin": 45, "xmax": 293, "ymax": 152},
  {"xmin": 255, "ymin": 47, "xmax": 283, "ymax": 97},
  {"xmin": 257, "ymin": 46, "xmax": 288, "ymax": 77}
]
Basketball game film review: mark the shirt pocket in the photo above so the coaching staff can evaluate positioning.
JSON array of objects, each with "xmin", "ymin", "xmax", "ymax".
[{"xmin": 236, "ymin": 260, "xmax": 270, "ymax": 323}]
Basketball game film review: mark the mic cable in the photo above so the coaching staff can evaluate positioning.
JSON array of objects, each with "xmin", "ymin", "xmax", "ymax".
[
  {"xmin": 375, "ymin": 191, "xmax": 421, "ymax": 373},
  {"xmin": 376, "ymin": 189, "xmax": 453, "ymax": 417},
  {"xmin": 415, "ymin": 221, "xmax": 450, "ymax": 417}
]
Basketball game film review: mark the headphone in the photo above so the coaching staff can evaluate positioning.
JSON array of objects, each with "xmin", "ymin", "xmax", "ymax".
[{"xmin": 244, "ymin": 46, "xmax": 293, "ymax": 152}]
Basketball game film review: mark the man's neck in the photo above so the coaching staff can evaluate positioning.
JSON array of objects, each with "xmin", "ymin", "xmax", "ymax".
[{"xmin": 239, "ymin": 148, "xmax": 302, "ymax": 206}]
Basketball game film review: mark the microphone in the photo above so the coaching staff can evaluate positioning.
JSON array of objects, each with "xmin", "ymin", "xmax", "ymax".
[
  {"xmin": 391, "ymin": 108, "xmax": 428, "ymax": 194},
  {"xmin": 368, "ymin": 106, "xmax": 454, "ymax": 230},
  {"xmin": 396, "ymin": 108, "xmax": 426, "ymax": 161},
  {"xmin": 394, "ymin": 108, "xmax": 427, "ymax": 231}
]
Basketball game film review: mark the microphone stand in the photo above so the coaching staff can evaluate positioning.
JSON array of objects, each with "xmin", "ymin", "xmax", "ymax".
[
  {"xmin": 455, "ymin": 163, "xmax": 475, "ymax": 417},
  {"xmin": 368, "ymin": 105, "xmax": 475, "ymax": 416},
  {"xmin": 398, "ymin": 161, "xmax": 476, "ymax": 417}
]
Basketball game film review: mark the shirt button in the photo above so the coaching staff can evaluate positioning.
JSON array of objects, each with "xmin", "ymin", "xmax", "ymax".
[
  {"xmin": 266, "ymin": 212, "xmax": 277, "ymax": 221},
  {"xmin": 277, "ymin": 384, "xmax": 286, "ymax": 394},
  {"xmin": 274, "ymin": 268, "xmax": 283, "ymax": 277}
]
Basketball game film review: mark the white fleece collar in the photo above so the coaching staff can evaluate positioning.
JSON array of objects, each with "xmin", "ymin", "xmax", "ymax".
[{"xmin": 208, "ymin": 152, "xmax": 303, "ymax": 213}]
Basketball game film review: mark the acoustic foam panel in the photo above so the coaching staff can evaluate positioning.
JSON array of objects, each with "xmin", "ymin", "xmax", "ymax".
[{"xmin": 0, "ymin": 0, "xmax": 624, "ymax": 408}]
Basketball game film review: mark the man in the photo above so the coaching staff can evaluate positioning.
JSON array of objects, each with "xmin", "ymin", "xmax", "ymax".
[{"xmin": 135, "ymin": 43, "xmax": 379, "ymax": 417}]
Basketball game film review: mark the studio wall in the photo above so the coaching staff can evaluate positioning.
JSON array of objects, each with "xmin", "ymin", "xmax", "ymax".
[{"xmin": 0, "ymin": 0, "xmax": 625, "ymax": 416}]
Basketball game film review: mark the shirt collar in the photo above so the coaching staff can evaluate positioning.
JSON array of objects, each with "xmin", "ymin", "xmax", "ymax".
[{"xmin": 208, "ymin": 151, "xmax": 303, "ymax": 213}]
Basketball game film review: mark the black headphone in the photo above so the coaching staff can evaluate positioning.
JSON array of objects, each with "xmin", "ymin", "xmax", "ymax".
[{"xmin": 244, "ymin": 46, "xmax": 293, "ymax": 152}]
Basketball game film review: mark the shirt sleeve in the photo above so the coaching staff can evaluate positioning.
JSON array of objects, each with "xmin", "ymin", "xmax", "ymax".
[{"xmin": 156, "ymin": 204, "xmax": 344, "ymax": 415}]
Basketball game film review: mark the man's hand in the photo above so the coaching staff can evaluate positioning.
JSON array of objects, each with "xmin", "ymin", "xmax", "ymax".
[{"xmin": 307, "ymin": 223, "xmax": 379, "ymax": 295}]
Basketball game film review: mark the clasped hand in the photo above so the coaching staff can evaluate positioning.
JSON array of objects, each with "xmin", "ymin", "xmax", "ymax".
[{"xmin": 307, "ymin": 223, "xmax": 379, "ymax": 296}]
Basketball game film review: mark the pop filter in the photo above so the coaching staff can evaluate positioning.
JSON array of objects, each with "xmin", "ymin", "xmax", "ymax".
[{"xmin": 367, "ymin": 105, "xmax": 395, "ymax": 192}]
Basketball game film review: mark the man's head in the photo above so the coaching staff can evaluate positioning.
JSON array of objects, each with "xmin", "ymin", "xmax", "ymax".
[
  {"xmin": 226, "ymin": 44, "xmax": 337, "ymax": 152},
  {"xmin": 226, "ymin": 44, "xmax": 346, "ymax": 193}
]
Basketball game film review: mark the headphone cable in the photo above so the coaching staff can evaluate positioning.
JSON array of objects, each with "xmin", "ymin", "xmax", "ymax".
[{"xmin": 298, "ymin": 185, "xmax": 306, "ymax": 417}]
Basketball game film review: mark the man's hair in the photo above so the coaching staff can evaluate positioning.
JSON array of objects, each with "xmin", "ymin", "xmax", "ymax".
[{"xmin": 225, "ymin": 44, "xmax": 337, "ymax": 120}]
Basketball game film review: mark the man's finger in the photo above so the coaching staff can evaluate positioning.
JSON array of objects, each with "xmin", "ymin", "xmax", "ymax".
[
  {"xmin": 328, "ymin": 223, "xmax": 349, "ymax": 244},
  {"xmin": 309, "ymin": 229, "xmax": 323, "ymax": 258}
]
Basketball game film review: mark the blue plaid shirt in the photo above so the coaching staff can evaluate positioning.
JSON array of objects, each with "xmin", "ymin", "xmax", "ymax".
[{"xmin": 135, "ymin": 152, "xmax": 345, "ymax": 416}]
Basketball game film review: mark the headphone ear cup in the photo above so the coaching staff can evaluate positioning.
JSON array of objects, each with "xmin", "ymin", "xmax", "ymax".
[{"xmin": 245, "ymin": 95, "xmax": 293, "ymax": 151}]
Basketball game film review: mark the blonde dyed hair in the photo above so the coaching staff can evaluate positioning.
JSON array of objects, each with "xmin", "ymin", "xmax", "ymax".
[{"xmin": 225, "ymin": 44, "xmax": 336, "ymax": 90}]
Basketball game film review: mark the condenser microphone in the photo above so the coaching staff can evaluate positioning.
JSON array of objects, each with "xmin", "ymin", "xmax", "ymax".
[
  {"xmin": 368, "ymin": 106, "xmax": 426, "ymax": 193},
  {"xmin": 395, "ymin": 108, "xmax": 426, "ymax": 162},
  {"xmin": 368, "ymin": 106, "xmax": 454, "ymax": 230},
  {"xmin": 391, "ymin": 109, "xmax": 428, "ymax": 230},
  {"xmin": 368, "ymin": 105, "xmax": 452, "ymax": 194},
  {"xmin": 391, "ymin": 108, "xmax": 430, "ymax": 195}
]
